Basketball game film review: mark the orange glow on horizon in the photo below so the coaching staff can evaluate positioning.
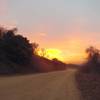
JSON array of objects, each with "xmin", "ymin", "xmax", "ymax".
[
  {"xmin": 33, "ymin": 37, "xmax": 88, "ymax": 64},
  {"xmin": 37, "ymin": 46, "xmax": 87, "ymax": 64},
  {"xmin": 63, "ymin": 39, "xmax": 87, "ymax": 63}
]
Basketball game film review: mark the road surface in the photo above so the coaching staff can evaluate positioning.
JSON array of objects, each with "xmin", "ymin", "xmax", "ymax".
[{"xmin": 0, "ymin": 69, "xmax": 82, "ymax": 100}]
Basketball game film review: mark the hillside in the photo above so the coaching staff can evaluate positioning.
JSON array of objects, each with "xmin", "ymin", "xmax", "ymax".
[{"xmin": 32, "ymin": 56, "xmax": 69, "ymax": 73}]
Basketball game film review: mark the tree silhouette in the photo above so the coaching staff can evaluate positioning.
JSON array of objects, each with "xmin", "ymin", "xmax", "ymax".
[
  {"xmin": 32, "ymin": 42, "xmax": 39, "ymax": 54},
  {"xmin": 0, "ymin": 28, "xmax": 38, "ymax": 73},
  {"xmin": 83, "ymin": 46, "xmax": 100, "ymax": 73},
  {"xmin": 86, "ymin": 46, "xmax": 100, "ymax": 64}
]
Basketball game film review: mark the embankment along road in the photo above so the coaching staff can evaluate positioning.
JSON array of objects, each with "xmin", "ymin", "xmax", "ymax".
[{"xmin": 0, "ymin": 69, "xmax": 82, "ymax": 100}]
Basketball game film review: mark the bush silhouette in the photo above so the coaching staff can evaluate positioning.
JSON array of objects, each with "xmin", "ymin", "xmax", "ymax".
[
  {"xmin": 82, "ymin": 46, "xmax": 100, "ymax": 73},
  {"xmin": 0, "ymin": 28, "xmax": 38, "ymax": 73}
]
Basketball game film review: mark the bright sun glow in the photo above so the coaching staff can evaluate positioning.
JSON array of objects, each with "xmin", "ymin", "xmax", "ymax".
[
  {"xmin": 37, "ymin": 48, "xmax": 64, "ymax": 61},
  {"xmin": 36, "ymin": 39, "xmax": 87, "ymax": 64},
  {"xmin": 37, "ymin": 47, "xmax": 87, "ymax": 64},
  {"xmin": 45, "ymin": 49, "xmax": 64, "ymax": 61}
]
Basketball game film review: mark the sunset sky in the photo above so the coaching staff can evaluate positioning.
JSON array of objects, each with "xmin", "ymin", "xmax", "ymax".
[{"xmin": 0, "ymin": 0, "xmax": 100, "ymax": 63}]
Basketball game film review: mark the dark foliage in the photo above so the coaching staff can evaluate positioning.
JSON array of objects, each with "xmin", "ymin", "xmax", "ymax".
[
  {"xmin": 0, "ymin": 28, "xmax": 37, "ymax": 74},
  {"xmin": 81, "ymin": 46, "xmax": 100, "ymax": 73}
]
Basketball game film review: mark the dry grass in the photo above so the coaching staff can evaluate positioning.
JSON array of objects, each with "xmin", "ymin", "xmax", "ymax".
[{"xmin": 76, "ymin": 71, "xmax": 100, "ymax": 100}]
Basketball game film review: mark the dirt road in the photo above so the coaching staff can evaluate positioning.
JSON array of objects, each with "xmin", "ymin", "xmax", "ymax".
[{"xmin": 0, "ymin": 69, "xmax": 82, "ymax": 100}]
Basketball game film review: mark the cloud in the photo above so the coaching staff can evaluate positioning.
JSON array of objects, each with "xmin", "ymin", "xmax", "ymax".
[{"xmin": 39, "ymin": 32, "xmax": 47, "ymax": 37}]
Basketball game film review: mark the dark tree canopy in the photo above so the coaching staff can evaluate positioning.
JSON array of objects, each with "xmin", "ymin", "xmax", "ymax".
[
  {"xmin": 82, "ymin": 46, "xmax": 100, "ymax": 73},
  {"xmin": 86, "ymin": 46, "xmax": 100, "ymax": 64},
  {"xmin": 0, "ymin": 27, "xmax": 38, "ymax": 73}
]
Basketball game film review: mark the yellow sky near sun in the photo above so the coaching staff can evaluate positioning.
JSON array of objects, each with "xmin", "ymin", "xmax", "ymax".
[{"xmin": 36, "ymin": 39, "xmax": 87, "ymax": 64}]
